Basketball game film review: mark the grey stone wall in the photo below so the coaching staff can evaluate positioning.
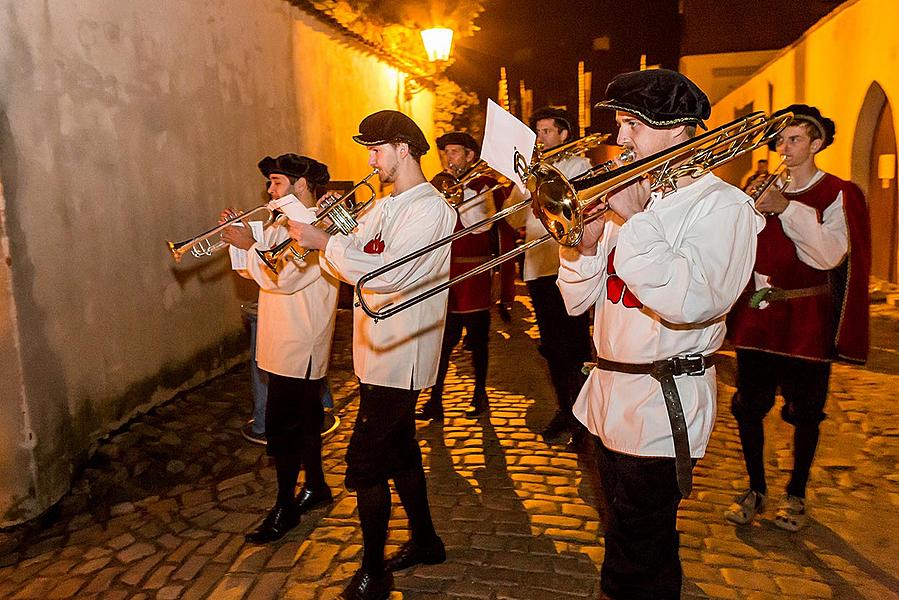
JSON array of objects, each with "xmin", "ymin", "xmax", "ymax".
[{"xmin": 0, "ymin": 0, "xmax": 301, "ymax": 525}]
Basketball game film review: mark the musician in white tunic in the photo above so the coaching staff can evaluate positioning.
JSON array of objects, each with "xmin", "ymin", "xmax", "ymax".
[
  {"xmin": 221, "ymin": 154, "xmax": 338, "ymax": 544},
  {"xmin": 557, "ymin": 70, "xmax": 763, "ymax": 600},
  {"xmin": 288, "ymin": 111, "xmax": 456, "ymax": 600}
]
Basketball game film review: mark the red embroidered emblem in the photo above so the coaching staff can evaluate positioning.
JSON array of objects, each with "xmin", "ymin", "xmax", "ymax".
[
  {"xmin": 363, "ymin": 233, "xmax": 385, "ymax": 254},
  {"xmin": 606, "ymin": 247, "xmax": 643, "ymax": 309}
]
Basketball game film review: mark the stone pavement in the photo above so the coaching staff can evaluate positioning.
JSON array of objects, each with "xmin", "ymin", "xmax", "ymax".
[{"xmin": 1, "ymin": 289, "xmax": 898, "ymax": 599}]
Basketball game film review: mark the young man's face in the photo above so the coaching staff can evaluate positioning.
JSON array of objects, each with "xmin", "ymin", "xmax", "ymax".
[
  {"xmin": 267, "ymin": 173, "xmax": 293, "ymax": 200},
  {"xmin": 368, "ymin": 143, "xmax": 402, "ymax": 184},
  {"xmin": 615, "ymin": 111, "xmax": 682, "ymax": 161},
  {"xmin": 775, "ymin": 124, "xmax": 822, "ymax": 168},
  {"xmin": 534, "ymin": 118, "xmax": 570, "ymax": 150},
  {"xmin": 443, "ymin": 144, "xmax": 476, "ymax": 176}
]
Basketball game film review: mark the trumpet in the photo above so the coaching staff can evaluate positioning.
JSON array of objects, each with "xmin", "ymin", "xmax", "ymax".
[
  {"xmin": 536, "ymin": 131, "xmax": 610, "ymax": 163},
  {"xmin": 167, "ymin": 204, "xmax": 280, "ymax": 263},
  {"xmin": 256, "ymin": 169, "xmax": 379, "ymax": 272},
  {"xmin": 354, "ymin": 111, "xmax": 791, "ymax": 320},
  {"xmin": 436, "ymin": 160, "xmax": 506, "ymax": 208},
  {"xmin": 747, "ymin": 156, "xmax": 790, "ymax": 203}
]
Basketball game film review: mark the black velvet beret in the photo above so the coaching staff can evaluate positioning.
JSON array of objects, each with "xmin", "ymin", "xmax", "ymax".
[
  {"xmin": 353, "ymin": 110, "xmax": 430, "ymax": 155},
  {"xmin": 595, "ymin": 69, "xmax": 711, "ymax": 130},
  {"xmin": 528, "ymin": 106, "xmax": 574, "ymax": 133},
  {"xmin": 258, "ymin": 154, "xmax": 330, "ymax": 186},
  {"xmin": 768, "ymin": 103, "xmax": 836, "ymax": 151},
  {"xmin": 436, "ymin": 131, "xmax": 480, "ymax": 153}
]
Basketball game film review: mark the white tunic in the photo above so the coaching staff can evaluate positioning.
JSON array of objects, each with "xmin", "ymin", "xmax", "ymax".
[
  {"xmin": 506, "ymin": 155, "xmax": 591, "ymax": 280},
  {"xmin": 322, "ymin": 182, "xmax": 457, "ymax": 390},
  {"xmin": 558, "ymin": 173, "xmax": 764, "ymax": 458},
  {"xmin": 241, "ymin": 213, "xmax": 339, "ymax": 379},
  {"xmin": 777, "ymin": 169, "xmax": 848, "ymax": 270}
]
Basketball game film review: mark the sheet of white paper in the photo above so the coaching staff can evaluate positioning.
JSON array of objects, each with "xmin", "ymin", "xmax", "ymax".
[
  {"xmin": 229, "ymin": 221, "xmax": 266, "ymax": 270},
  {"xmin": 269, "ymin": 193, "xmax": 299, "ymax": 211},
  {"xmin": 279, "ymin": 201, "xmax": 316, "ymax": 225},
  {"xmin": 480, "ymin": 99, "xmax": 536, "ymax": 192}
]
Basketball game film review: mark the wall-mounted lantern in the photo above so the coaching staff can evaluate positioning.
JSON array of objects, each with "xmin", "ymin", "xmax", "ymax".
[{"xmin": 878, "ymin": 153, "xmax": 896, "ymax": 189}]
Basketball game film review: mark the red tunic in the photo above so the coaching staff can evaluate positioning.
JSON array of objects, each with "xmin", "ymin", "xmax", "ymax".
[
  {"xmin": 728, "ymin": 173, "xmax": 870, "ymax": 362},
  {"xmin": 448, "ymin": 175, "xmax": 500, "ymax": 313},
  {"xmin": 429, "ymin": 173, "xmax": 496, "ymax": 313}
]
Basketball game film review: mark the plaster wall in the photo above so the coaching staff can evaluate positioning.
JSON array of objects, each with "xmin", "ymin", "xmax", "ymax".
[
  {"xmin": 0, "ymin": 0, "xmax": 300, "ymax": 525},
  {"xmin": 707, "ymin": 0, "xmax": 899, "ymax": 189},
  {"xmin": 291, "ymin": 11, "xmax": 440, "ymax": 186}
]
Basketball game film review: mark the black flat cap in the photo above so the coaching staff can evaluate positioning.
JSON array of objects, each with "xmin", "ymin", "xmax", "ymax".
[
  {"xmin": 528, "ymin": 106, "xmax": 574, "ymax": 133},
  {"xmin": 436, "ymin": 131, "xmax": 480, "ymax": 153},
  {"xmin": 258, "ymin": 154, "xmax": 330, "ymax": 186},
  {"xmin": 353, "ymin": 110, "xmax": 430, "ymax": 155},
  {"xmin": 596, "ymin": 69, "xmax": 711, "ymax": 130},
  {"xmin": 769, "ymin": 103, "xmax": 835, "ymax": 151}
]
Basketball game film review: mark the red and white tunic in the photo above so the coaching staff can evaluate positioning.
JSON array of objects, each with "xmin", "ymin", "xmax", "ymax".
[
  {"xmin": 321, "ymin": 182, "xmax": 457, "ymax": 390},
  {"xmin": 727, "ymin": 171, "xmax": 870, "ymax": 363}
]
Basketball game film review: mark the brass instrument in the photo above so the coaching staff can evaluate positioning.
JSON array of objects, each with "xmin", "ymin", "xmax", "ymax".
[
  {"xmin": 536, "ymin": 131, "xmax": 610, "ymax": 163},
  {"xmin": 747, "ymin": 156, "xmax": 791, "ymax": 206},
  {"xmin": 523, "ymin": 111, "xmax": 792, "ymax": 247},
  {"xmin": 256, "ymin": 169, "xmax": 379, "ymax": 272},
  {"xmin": 353, "ymin": 148, "xmax": 629, "ymax": 321},
  {"xmin": 354, "ymin": 111, "xmax": 791, "ymax": 321},
  {"xmin": 167, "ymin": 204, "xmax": 278, "ymax": 263},
  {"xmin": 437, "ymin": 160, "xmax": 504, "ymax": 207}
]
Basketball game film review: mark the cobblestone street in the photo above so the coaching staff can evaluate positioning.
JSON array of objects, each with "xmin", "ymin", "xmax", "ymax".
[{"xmin": 1, "ymin": 288, "xmax": 897, "ymax": 599}]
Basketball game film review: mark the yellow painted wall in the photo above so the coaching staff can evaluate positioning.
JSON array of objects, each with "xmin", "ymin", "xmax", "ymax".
[
  {"xmin": 707, "ymin": 0, "xmax": 899, "ymax": 188},
  {"xmin": 291, "ymin": 11, "xmax": 441, "ymax": 188}
]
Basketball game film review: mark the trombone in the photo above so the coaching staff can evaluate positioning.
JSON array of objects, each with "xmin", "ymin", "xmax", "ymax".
[
  {"xmin": 354, "ymin": 110, "xmax": 792, "ymax": 321},
  {"xmin": 167, "ymin": 204, "xmax": 279, "ymax": 263},
  {"xmin": 256, "ymin": 169, "xmax": 379, "ymax": 272}
]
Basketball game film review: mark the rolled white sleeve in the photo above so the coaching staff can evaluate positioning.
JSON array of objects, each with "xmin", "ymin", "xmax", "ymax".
[
  {"xmin": 615, "ymin": 202, "xmax": 760, "ymax": 325},
  {"xmin": 779, "ymin": 193, "xmax": 848, "ymax": 269},
  {"xmin": 323, "ymin": 198, "xmax": 456, "ymax": 293},
  {"xmin": 557, "ymin": 230, "xmax": 612, "ymax": 316}
]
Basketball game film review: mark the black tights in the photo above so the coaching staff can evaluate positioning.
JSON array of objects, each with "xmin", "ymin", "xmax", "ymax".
[{"xmin": 357, "ymin": 467, "xmax": 438, "ymax": 573}]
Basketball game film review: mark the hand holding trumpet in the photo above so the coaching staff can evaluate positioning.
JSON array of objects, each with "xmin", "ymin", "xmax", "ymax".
[
  {"xmin": 218, "ymin": 208, "xmax": 256, "ymax": 250},
  {"xmin": 286, "ymin": 219, "xmax": 331, "ymax": 252}
]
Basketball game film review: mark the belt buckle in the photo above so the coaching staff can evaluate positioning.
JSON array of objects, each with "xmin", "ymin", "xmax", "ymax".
[{"xmin": 676, "ymin": 353, "xmax": 706, "ymax": 376}]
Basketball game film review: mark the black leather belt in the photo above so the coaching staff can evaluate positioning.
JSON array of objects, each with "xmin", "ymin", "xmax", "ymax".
[{"xmin": 584, "ymin": 353, "xmax": 718, "ymax": 498}]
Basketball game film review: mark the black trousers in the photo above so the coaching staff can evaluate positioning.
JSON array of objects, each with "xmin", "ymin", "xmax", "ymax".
[
  {"xmin": 345, "ymin": 383, "xmax": 423, "ymax": 490},
  {"xmin": 265, "ymin": 373, "xmax": 324, "ymax": 460},
  {"xmin": 594, "ymin": 438, "xmax": 688, "ymax": 600},
  {"xmin": 428, "ymin": 310, "xmax": 490, "ymax": 408},
  {"xmin": 731, "ymin": 349, "xmax": 831, "ymax": 498},
  {"xmin": 526, "ymin": 275, "xmax": 592, "ymax": 414}
]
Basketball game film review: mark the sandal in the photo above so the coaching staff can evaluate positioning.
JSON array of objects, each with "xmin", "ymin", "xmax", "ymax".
[
  {"xmin": 774, "ymin": 495, "xmax": 807, "ymax": 531},
  {"xmin": 724, "ymin": 489, "xmax": 765, "ymax": 525}
]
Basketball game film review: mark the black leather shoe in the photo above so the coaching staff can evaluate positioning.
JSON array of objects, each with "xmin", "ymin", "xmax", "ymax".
[
  {"xmin": 416, "ymin": 398, "xmax": 444, "ymax": 422},
  {"xmin": 464, "ymin": 390, "xmax": 488, "ymax": 418},
  {"xmin": 340, "ymin": 568, "xmax": 393, "ymax": 600},
  {"xmin": 245, "ymin": 504, "xmax": 300, "ymax": 544},
  {"xmin": 497, "ymin": 302, "xmax": 512, "ymax": 322},
  {"xmin": 295, "ymin": 486, "xmax": 333, "ymax": 515},
  {"xmin": 384, "ymin": 538, "xmax": 446, "ymax": 572}
]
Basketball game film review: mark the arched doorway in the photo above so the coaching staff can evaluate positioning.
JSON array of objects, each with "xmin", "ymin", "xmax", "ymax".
[
  {"xmin": 868, "ymin": 102, "xmax": 898, "ymax": 282},
  {"xmin": 852, "ymin": 82, "xmax": 898, "ymax": 283}
]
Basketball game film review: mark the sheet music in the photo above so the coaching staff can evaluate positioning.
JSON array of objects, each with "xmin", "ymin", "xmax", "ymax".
[
  {"xmin": 229, "ymin": 221, "xmax": 266, "ymax": 270},
  {"xmin": 480, "ymin": 99, "xmax": 536, "ymax": 192}
]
